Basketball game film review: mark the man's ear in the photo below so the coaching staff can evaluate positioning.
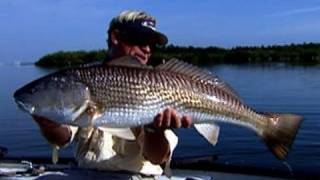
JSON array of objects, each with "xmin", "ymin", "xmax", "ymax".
[{"xmin": 110, "ymin": 30, "xmax": 119, "ymax": 45}]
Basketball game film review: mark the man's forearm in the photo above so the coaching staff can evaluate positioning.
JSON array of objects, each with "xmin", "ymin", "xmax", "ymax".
[
  {"xmin": 33, "ymin": 116, "xmax": 72, "ymax": 147},
  {"xmin": 143, "ymin": 129, "xmax": 170, "ymax": 165}
]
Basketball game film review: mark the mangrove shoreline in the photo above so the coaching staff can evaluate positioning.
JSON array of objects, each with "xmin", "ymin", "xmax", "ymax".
[{"xmin": 35, "ymin": 43, "xmax": 320, "ymax": 68}]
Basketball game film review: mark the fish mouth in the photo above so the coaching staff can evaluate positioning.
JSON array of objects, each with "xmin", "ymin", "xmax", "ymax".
[{"xmin": 15, "ymin": 100, "xmax": 35, "ymax": 114}]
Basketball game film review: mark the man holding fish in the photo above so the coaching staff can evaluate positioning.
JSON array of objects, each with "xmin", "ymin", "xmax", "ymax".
[
  {"xmin": 14, "ymin": 9, "xmax": 303, "ymax": 179},
  {"xmin": 32, "ymin": 10, "xmax": 193, "ymax": 176}
]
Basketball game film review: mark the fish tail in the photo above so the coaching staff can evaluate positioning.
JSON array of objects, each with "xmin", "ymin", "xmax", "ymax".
[{"xmin": 261, "ymin": 113, "xmax": 303, "ymax": 160}]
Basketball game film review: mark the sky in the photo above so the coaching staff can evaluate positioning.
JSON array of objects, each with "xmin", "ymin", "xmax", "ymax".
[{"xmin": 1, "ymin": 0, "xmax": 320, "ymax": 62}]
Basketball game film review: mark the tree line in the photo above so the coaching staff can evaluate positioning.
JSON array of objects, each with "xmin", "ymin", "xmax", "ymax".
[{"xmin": 35, "ymin": 43, "xmax": 320, "ymax": 68}]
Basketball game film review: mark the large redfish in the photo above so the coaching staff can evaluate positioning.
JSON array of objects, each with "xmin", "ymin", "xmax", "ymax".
[{"xmin": 14, "ymin": 56, "xmax": 303, "ymax": 160}]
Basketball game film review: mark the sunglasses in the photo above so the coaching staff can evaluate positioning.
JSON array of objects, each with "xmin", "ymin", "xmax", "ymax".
[{"xmin": 119, "ymin": 31, "xmax": 156, "ymax": 47}]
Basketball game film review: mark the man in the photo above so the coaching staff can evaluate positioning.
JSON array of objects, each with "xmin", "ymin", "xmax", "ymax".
[{"xmin": 33, "ymin": 10, "xmax": 192, "ymax": 176}]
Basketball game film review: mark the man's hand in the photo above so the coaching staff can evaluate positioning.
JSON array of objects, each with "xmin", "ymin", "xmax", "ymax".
[
  {"xmin": 152, "ymin": 107, "xmax": 192, "ymax": 129},
  {"xmin": 143, "ymin": 107, "xmax": 192, "ymax": 164},
  {"xmin": 33, "ymin": 116, "xmax": 71, "ymax": 147}
]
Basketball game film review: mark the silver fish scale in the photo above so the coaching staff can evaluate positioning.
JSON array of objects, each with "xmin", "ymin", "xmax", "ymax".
[{"xmin": 71, "ymin": 66, "xmax": 267, "ymax": 129}]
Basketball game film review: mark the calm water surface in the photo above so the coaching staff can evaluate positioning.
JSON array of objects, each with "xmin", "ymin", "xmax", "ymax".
[{"xmin": 0, "ymin": 63, "xmax": 319, "ymax": 177}]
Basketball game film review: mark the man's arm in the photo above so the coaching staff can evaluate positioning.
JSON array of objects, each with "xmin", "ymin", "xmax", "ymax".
[
  {"xmin": 32, "ymin": 116, "xmax": 72, "ymax": 147},
  {"xmin": 32, "ymin": 107, "xmax": 191, "ymax": 164},
  {"xmin": 142, "ymin": 108, "xmax": 192, "ymax": 164}
]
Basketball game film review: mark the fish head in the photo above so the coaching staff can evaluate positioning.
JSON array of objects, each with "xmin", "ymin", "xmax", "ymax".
[{"xmin": 13, "ymin": 72, "xmax": 91, "ymax": 124}]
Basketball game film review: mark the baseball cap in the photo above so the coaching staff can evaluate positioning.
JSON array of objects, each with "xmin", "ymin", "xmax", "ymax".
[{"xmin": 109, "ymin": 11, "xmax": 168, "ymax": 46}]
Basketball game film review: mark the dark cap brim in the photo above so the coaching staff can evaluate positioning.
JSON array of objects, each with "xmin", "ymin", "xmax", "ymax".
[
  {"xmin": 119, "ymin": 22, "xmax": 168, "ymax": 46},
  {"xmin": 152, "ymin": 31, "xmax": 168, "ymax": 46}
]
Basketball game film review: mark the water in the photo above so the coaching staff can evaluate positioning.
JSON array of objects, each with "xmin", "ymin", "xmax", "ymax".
[{"xmin": 1, "ymin": 63, "xmax": 319, "ymax": 177}]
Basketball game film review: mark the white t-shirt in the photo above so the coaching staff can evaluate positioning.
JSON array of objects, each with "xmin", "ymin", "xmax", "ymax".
[{"xmin": 68, "ymin": 126, "xmax": 178, "ymax": 176}]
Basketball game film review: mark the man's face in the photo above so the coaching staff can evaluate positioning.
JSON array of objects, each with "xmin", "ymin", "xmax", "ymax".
[
  {"xmin": 110, "ymin": 30, "xmax": 153, "ymax": 65},
  {"xmin": 118, "ymin": 42, "xmax": 152, "ymax": 65}
]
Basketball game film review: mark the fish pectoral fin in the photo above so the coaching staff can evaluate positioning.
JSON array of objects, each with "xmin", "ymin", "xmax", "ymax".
[
  {"xmin": 98, "ymin": 127, "xmax": 136, "ymax": 140},
  {"xmin": 72, "ymin": 103, "xmax": 100, "ymax": 127},
  {"xmin": 194, "ymin": 123, "xmax": 220, "ymax": 146},
  {"xmin": 72, "ymin": 112, "xmax": 90, "ymax": 127}
]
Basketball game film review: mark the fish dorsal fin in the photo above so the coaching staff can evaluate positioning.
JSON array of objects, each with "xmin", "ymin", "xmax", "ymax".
[
  {"xmin": 156, "ymin": 58, "xmax": 241, "ymax": 100},
  {"xmin": 194, "ymin": 123, "xmax": 220, "ymax": 145},
  {"xmin": 107, "ymin": 55, "xmax": 151, "ymax": 69}
]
